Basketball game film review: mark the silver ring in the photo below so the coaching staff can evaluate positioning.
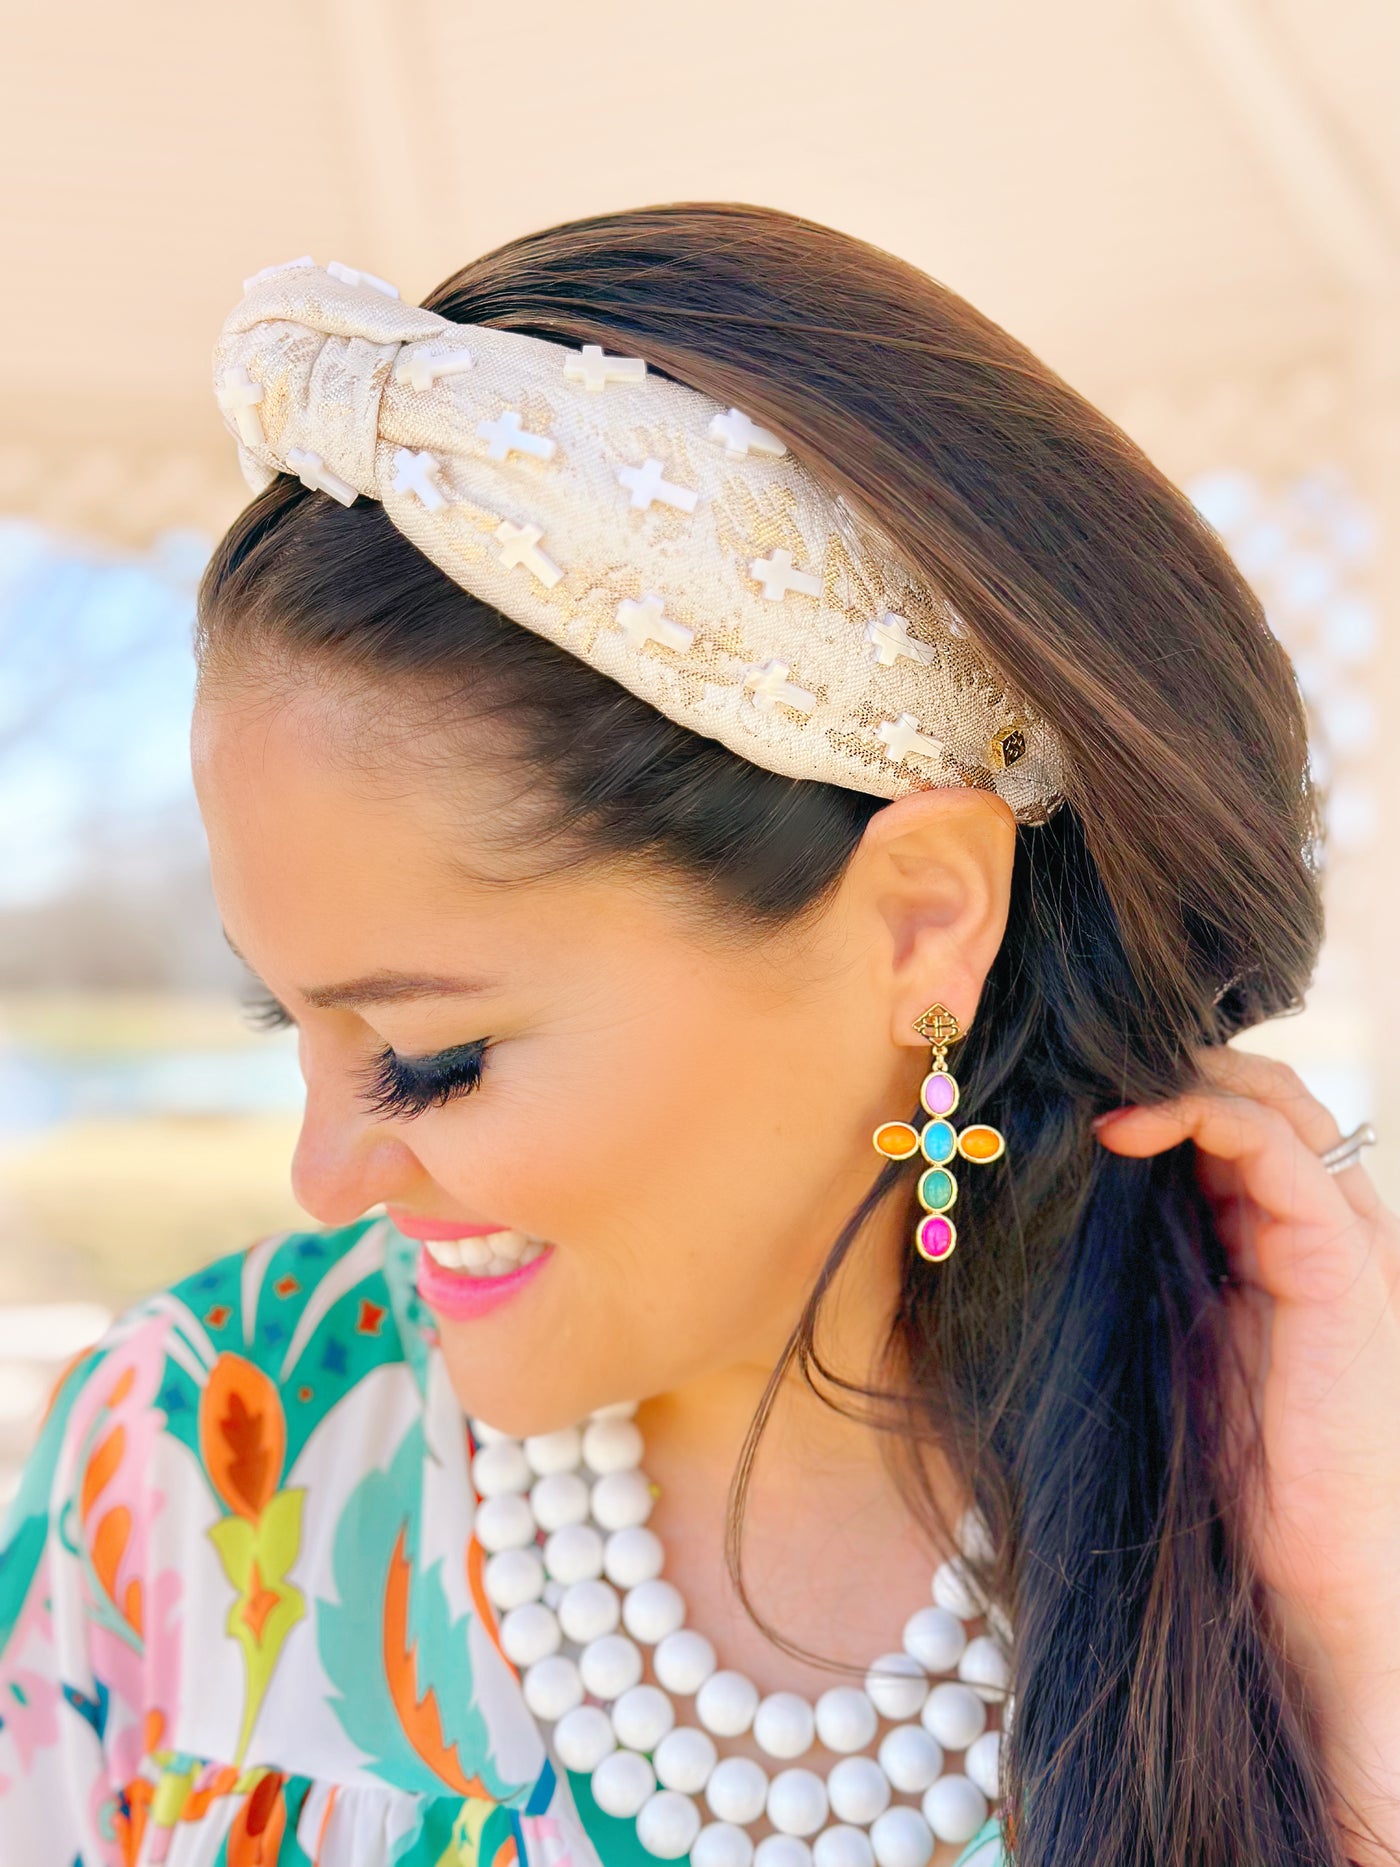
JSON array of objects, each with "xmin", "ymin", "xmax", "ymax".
[{"xmin": 1319, "ymin": 1122, "xmax": 1379, "ymax": 1174}]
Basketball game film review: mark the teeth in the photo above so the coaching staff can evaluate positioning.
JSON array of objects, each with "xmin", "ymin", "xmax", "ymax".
[{"xmin": 423, "ymin": 1231, "xmax": 547, "ymax": 1277}]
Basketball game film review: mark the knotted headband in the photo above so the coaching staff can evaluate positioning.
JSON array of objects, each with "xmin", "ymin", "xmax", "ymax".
[{"xmin": 212, "ymin": 257, "xmax": 1065, "ymax": 820}]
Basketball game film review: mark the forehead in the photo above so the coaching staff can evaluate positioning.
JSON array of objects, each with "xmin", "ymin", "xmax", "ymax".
[
  {"xmin": 190, "ymin": 680, "xmax": 634, "ymax": 978},
  {"xmin": 196, "ymin": 678, "xmax": 483, "ymax": 858}
]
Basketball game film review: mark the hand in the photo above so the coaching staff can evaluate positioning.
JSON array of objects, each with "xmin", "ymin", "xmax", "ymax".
[{"xmin": 1093, "ymin": 1049, "xmax": 1400, "ymax": 1855}]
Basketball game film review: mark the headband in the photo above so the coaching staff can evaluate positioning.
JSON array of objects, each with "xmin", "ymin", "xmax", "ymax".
[{"xmin": 212, "ymin": 257, "xmax": 1065, "ymax": 820}]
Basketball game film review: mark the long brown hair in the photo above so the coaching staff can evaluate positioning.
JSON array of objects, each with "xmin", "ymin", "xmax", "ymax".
[{"xmin": 199, "ymin": 204, "xmax": 1344, "ymax": 1864}]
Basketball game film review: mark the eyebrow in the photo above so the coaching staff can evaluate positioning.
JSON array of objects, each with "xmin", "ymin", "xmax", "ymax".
[{"xmin": 225, "ymin": 934, "xmax": 500, "ymax": 1011}]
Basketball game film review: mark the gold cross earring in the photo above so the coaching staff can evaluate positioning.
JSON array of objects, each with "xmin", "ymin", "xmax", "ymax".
[{"xmin": 871, "ymin": 1002, "xmax": 1006, "ymax": 1262}]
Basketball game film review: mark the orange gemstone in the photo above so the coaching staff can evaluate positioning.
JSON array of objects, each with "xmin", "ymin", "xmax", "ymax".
[
  {"xmin": 874, "ymin": 1122, "xmax": 920, "ymax": 1160},
  {"xmin": 957, "ymin": 1124, "xmax": 1005, "ymax": 1163}
]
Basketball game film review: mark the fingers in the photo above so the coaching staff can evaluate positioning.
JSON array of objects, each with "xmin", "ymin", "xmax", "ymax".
[
  {"xmin": 1105, "ymin": 1045, "xmax": 1382, "ymax": 1222},
  {"xmin": 1095, "ymin": 1091, "xmax": 1338, "ymax": 1225},
  {"xmin": 1200, "ymin": 1182, "xmax": 1267, "ymax": 1288},
  {"xmin": 1094, "ymin": 1089, "xmax": 1384, "ymax": 1308},
  {"xmin": 1193, "ymin": 1050, "xmax": 1383, "ymax": 1217},
  {"xmin": 1194, "ymin": 1046, "xmax": 1344, "ymax": 1154}
]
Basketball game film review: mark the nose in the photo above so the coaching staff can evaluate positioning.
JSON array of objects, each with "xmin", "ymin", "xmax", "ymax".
[{"xmin": 289, "ymin": 1048, "xmax": 427, "ymax": 1228}]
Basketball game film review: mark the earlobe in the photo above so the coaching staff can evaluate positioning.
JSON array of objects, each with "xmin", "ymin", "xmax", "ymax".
[{"xmin": 858, "ymin": 787, "xmax": 1016, "ymax": 1047}]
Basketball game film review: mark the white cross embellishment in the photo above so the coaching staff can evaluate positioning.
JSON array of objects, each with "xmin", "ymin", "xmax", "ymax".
[
  {"xmin": 877, "ymin": 712, "xmax": 945, "ymax": 763},
  {"xmin": 326, "ymin": 260, "xmax": 400, "ymax": 298},
  {"xmin": 743, "ymin": 659, "xmax": 817, "ymax": 716},
  {"xmin": 394, "ymin": 345, "xmax": 475, "ymax": 393},
  {"xmin": 749, "ymin": 547, "xmax": 821, "ymax": 601},
  {"xmin": 617, "ymin": 457, "xmax": 698, "ymax": 513},
  {"xmin": 476, "ymin": 410, "xmax": 557, "ymax": 463},
  {"xmin": 216, "ymin": 365, "xmax": 265, "ymax": 447},
  {"xmin": 494, "ymin": 520, "xmax": 563, "ymax": 588},
  {"xmin": 391, "ymin": 447, "xmax": 451, "ymax": 512},
  {"xmin": 563, "ymin": 345, "xmax": 647, "ymax": 392},
  {"xmin": 613, "ymin": 595, "xmax": 695, "ymax": 654},
  {"xmin": 707, "ymin": 408, "xmax": 787, "ymax": 458},
  {"xmin": 865, "ymin": 611, "xmax": 934, "ymax": 667},
  {"xmin": 286, "ymin": 448, "xmax": 358, "ymax": 507}
]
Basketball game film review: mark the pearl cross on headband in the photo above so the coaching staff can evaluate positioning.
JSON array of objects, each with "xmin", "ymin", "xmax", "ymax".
[{"xmin": 212, "ymin": 260, "xmax": 1064, "ymax": 820}]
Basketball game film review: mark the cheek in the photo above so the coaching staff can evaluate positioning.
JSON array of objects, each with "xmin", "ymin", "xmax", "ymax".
[
  {"xmin": 409, "ymin": 982, "xmax": 879, "ymax": 1431},
  {"xmin": 407, "ymin": 991, "xmax": 832, "ymax": 1269},
  {"xmin": 404, "ymin": 1015, "xmax": 726, "ymax": 1232}
]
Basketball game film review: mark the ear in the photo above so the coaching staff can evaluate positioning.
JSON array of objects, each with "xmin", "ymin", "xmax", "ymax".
[{"xmin": 847, "ymin": 786, "xmax": 1016, "ymax": 1049}]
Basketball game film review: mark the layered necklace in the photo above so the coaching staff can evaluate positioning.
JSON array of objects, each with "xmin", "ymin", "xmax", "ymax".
[{"xmin": 469, "ymin": 1404, "xmax": 1012, "ymax": 1867}]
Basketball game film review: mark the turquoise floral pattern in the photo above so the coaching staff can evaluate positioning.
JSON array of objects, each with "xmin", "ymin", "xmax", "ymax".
[{"xmin": 0, "ymin": 1218, "xmax": 1004, "ymax": 1867}]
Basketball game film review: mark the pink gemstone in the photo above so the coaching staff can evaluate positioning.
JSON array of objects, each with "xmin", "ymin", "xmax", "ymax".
[
  {"xmin": 917, "ymin": 1215, "xmax": 955, "ymax": 1260},
  {"xmin": 921, "ymin": 1071, "xmax": 958, "ymax": 1116}
]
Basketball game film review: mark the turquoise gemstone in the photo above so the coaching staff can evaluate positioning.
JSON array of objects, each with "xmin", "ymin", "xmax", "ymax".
[
  {"xmin": 917, "ymin": 1167, "xmax": 958, "ymax": 1213},
  {"xmin": 919, "ymin": 1120, "xmax": 957, "ymax": 1164}
]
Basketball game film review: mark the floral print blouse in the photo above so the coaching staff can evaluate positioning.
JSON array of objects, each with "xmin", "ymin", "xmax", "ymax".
[{"xmin": 0, "ymin": 1216, "xmax": 1006, "ymax": 1867}]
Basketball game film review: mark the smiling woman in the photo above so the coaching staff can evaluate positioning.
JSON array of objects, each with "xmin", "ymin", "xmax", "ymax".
[
  {"xmin": 1, "ymin": 203, "xmax": 1389, "ymax": 1867},
  {"xmin": 192, "ymin": 665, "xmax": 977, "ymax": 1447}
]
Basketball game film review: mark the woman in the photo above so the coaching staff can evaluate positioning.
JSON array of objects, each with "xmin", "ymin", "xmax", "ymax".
[{"xmin": 1, "ymin": 203, "xmax": 1397, "ymax": 1867}]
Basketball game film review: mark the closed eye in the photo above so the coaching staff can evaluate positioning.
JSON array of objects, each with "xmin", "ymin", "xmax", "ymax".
[
  {"xmin": 356, "ymin": 1040, "xmax": 492, "ymax": 1121},
  {"xmin": 242, "ymin": 982, "xmax": 490, "ymax": 1120}
]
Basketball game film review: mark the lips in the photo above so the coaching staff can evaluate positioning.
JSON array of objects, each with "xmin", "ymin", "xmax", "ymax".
[
  {"xmin": 413, "ymin": 1228, "xmax": 553, "ymax": 1322},
  {"xmin": 388, "ymin": 1210, "xmax": 515, "ymax": 1242}
]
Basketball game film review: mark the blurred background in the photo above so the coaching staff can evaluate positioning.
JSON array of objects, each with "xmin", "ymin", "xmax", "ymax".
[{"xmin": 2, "ymin": 0, "xmax": 1398, "ymax": 1501}]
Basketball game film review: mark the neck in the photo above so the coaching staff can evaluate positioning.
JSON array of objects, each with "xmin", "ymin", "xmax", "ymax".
[
  {"xmin": 639, "ymin": 1166, "xmax": 924, "ymax": 1488},
  {"xmin": 632, "ymin": 1191, "xmax": 966, "ymax": 1691}
]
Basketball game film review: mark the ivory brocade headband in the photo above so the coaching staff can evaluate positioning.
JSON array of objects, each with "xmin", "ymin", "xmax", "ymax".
[{"xmin": 212, "ymin": 257, "xmax": 1066, "ymax": 820}]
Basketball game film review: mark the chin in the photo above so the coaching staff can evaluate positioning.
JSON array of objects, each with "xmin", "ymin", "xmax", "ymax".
[{"xmin": 436, "ymin": 1351, "xmax": 633, "ymax": 1441}]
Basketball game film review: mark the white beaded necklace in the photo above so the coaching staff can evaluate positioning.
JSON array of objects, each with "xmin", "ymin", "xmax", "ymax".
[{"xmin": 469, "ymin": 1403, "xmax": 1013, "ymax": 1867}]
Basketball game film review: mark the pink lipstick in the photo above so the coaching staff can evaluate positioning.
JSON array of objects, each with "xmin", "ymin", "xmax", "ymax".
[
  {"xmin": 391, "ymin": 1211, "xmax": 554, "ymax": 1321},
  {"xmin": 390, "ymin": 1212, "xmax": 514, "ymax": 1242},
  {"xmin": 414, "ymin": 1244, "xmax": 552, "ymax": 1320}
]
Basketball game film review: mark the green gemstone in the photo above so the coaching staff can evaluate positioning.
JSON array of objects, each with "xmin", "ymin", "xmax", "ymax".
[{"xmin": 917, "ymin": 1167, "xmax": 958, "ymax": 1213}]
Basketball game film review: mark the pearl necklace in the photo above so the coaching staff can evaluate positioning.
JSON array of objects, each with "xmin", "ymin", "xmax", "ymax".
[{"xmin": 469, "ymin": 1403, "xmax": 1013, "ymax": 1867}]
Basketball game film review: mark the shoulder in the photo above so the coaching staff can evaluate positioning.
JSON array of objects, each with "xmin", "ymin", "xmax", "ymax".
[
  {"xmin": 0, "ymin": 1219, "xmax": 549, "ymax": 1812},
  {"xmin": 1, "ymin": 1216, "xmax": 430, "ymax": 1640},
  {"xmin": 90, "ymin": 1213, "xmax": 427, "ymax": 1445},
  {"xmin": 161, "ymin": 1211, "xmax": 428, "ymax": 1423},
  {"xmin": 97, "ymin": 1214, "xmax": 436, "ymax": 1510}
]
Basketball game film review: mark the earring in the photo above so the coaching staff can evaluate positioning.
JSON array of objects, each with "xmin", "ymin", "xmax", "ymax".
[{"xmin": 871, "ymin": 1001, "xmax": 1007, "ymax": 1263}]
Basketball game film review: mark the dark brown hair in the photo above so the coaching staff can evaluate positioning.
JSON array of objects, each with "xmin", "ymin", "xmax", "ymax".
[{"xmin": 199, "ymin": 204, "xmax": 1350, "ymax": 1864}]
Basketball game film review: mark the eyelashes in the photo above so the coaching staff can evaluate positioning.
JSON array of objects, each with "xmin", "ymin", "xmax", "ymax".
[
  {"xmin": 241, "ymin": 987, "xmax": 491, "ymax": 1120},
  {"xmin": 354, "ymin": 1040, "xmax": 491, "ymax": 1121},
  {"xmin": 243, "ymin": 988, "xmax": 294, "ymax": 1033}
]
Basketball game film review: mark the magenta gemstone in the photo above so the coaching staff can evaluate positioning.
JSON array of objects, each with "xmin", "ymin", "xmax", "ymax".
[
  {"xmin": 920, "ymin": 1070, "xmax": 959, "ymax": 1118},
  {"xmin": 916, "ymin": 1214, "xmax": 956, "ymax": 1261}
]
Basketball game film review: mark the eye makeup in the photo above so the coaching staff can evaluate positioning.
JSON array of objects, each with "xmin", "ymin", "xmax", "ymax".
[
  {"xmin": 241, "ymin": 987, "xmax": 493, "ymax": 1120},
  {"xmin": 354, "ymin": 1039, "xmax": 492, "ymax": 1120}
]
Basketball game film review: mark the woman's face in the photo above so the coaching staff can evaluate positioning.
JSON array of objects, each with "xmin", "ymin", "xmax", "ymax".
[{"xmin": 192, "ymin": 676, "xmax": 1013, "ymax": 1436}]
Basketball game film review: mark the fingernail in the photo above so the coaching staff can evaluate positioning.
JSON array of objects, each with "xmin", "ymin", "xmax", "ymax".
[{"xmin": 1091, "ymin": 1107, "xmax": 1136, "ymax": 1130}]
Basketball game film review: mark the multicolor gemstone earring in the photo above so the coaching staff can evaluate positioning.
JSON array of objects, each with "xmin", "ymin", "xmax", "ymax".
[{"xmin": 871, "ymin": 1001, "xmax": 1007, "ymax": 1263}]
